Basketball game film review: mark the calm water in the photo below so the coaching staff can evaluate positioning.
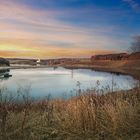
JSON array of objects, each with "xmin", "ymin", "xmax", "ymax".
[{"xmin": 0, "ymin": 67, "xmax": 137, "ymax": 99}]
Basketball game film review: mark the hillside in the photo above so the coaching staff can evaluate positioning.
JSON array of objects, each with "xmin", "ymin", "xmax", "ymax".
[
  {"xmin": 91, "ymin": 52, "xmax": 140, "ymax": 61},
  {"xmin": 63, "ymin": 53, "xmax": 140, "ymax": 79}
]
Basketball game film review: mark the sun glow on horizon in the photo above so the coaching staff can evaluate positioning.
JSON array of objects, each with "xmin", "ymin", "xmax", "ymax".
[
  {"xmin": 0, "ymin": 44, "xmax": 36, "ymax": 52},
  {"xmin": 0, "ymin": 42, "xmax": 114, "ymax": 59},
  {"xmin": 0, "ymin": 0, "xmax": 137, "ymax": 58}
]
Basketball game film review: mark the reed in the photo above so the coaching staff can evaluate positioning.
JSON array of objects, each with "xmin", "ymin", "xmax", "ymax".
[{"xmin": 0, "ymin": 85, "xmax": 140, "ymax": 140}]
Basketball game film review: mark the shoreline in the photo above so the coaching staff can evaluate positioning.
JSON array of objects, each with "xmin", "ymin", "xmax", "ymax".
[
  {"xmin": 63, "ymin": 64, "xmax": 140, "ymax": 79},
  {"xmin": 65, "ymin": 65, "xmax": 129, "ymax": 75},
  {"xmin": 0, "ymin": 62, "xmax": 140, "ymax": 80}
]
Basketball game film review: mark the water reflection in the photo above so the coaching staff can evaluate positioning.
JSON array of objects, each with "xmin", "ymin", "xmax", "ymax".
[{"xmin": 0, "ymin": 67, "xmax": 137, "ymax": 99}]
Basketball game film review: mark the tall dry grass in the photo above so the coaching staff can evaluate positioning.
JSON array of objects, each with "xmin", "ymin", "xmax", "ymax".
[{"xmin": 0, "ymin": 85, "xmax": 140, "ymax": 140}]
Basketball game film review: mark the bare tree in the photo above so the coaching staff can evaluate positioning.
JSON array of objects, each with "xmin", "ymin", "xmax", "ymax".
[{"xmin": 129, "ymin": 36, "xmax": 140, "ymax": 53}]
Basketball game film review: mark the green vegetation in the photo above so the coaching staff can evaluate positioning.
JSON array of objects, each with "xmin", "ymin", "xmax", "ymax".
[{"xmin": 0, "ymin": 85, "xmax": 140, "ymax": 140}]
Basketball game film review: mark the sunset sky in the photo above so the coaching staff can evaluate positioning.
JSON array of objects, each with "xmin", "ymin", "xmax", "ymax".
[{"xmin": 0, "ymin": 0, "xmax": 140, "ymax": 58}]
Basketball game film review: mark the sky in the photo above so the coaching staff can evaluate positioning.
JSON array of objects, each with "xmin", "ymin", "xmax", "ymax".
[{"xmin": 0, "ymin": 0, "xmax": 140, "ymax": 58}]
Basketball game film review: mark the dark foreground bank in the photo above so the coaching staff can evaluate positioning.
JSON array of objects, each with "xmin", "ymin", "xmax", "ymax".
[{"xmin": 0, "ymin": 86, "xmax": 140, "ymax": 140}]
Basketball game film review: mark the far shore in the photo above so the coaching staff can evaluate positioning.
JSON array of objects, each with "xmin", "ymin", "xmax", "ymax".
[
  {"xmin": 0, "ymin": 59, "xmax": 140, "ymax": 80},
  {"xmin": 63, "ymin": 64, "xmax": 140, "ymax": 80}
]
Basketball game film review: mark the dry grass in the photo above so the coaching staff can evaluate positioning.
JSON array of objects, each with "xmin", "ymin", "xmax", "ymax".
[{"xmin": 0, "ymin": 86, "xmax": 140, "ymax": 140}]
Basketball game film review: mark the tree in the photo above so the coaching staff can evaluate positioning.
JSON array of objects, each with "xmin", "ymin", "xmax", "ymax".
[
  {"xmin": 129, "ymin": 36, "xmax": 140, "ymax": 53},
  {"xmin": 0, "ymin": 58, "xmax": 10, "ymax": 66}
]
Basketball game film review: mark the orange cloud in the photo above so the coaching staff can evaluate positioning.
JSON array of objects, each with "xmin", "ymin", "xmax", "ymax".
[
  {"xmin": 0, "ymin": 0, "xmax": 122, "ymax": 58},
  {"xmin": 0, "ymin": 45, "xmax": 113, "ymax": 59}
]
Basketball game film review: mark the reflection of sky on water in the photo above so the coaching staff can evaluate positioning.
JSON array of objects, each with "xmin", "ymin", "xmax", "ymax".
[{"xmin": 0, "ymin": 67, "xmax": 137, "ymax": 99}]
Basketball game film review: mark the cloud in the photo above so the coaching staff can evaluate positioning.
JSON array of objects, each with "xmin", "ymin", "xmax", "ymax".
[
  {"xmin": 123, "ymin": 0, "xmax": 140, "ymax": 11},
  {"xmin": 0, "ymin": 0, "xmax": 132, "ymax": 58}
]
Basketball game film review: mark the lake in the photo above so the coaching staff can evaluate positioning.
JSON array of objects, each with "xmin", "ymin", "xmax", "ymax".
[{"xmin": 0, "ymin": 67, "xmax": 137, "ymax": 100}]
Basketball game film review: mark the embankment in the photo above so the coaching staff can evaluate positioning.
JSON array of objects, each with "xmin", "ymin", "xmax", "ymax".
[{"xmin": 63, "ymin": 60, "xmax": 140, "ymax": 79}]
